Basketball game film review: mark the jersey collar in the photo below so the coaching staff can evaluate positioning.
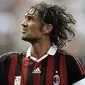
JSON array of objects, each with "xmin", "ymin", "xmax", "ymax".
[{"xmin": 26, "ymin": 44, "xmax": 57, "ymax": 62}]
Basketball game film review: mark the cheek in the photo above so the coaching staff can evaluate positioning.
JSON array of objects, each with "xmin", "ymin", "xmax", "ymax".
[
  {"xmin": 30, "ymin": 23, "xmax": 40, "ymax": 32},
  {"xmin": 27, "ymin": 22, "xmax": 42, "ymax": 35},
  {"xmin": 26, "ymin": 23, "xmax": 34, "ymax": 32}
]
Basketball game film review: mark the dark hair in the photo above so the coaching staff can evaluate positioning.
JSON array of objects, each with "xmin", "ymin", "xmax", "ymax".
[{"xmin": 33, "ymin": 2, "xmax": 76, "ymax": 48}]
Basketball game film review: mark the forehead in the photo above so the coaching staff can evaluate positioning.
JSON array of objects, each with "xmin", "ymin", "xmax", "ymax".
[
  {"xmin": 25, "ymin": 7, "xmax": 40, "ymax": 19},
  {"xmin": 27, "ymin": 7, "xmax": 36, "ymax": 15}
]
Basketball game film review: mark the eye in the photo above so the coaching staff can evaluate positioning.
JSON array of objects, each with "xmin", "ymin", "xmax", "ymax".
[
  {"xmin": 28, "ymin": 16, "xmax": 33, "ymax": 20},
  {"xmin": 25, "ymin": 16, "xmax": 33, "ymax": 21}
]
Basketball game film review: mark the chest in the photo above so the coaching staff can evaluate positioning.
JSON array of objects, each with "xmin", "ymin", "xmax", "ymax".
[
  {"xmin": 8, "ymin": 54, "xmax": 67, "ymax": 85},
  {"xmin": 17, "ymin": 55, "xmax": 66, "ymax": 85}
]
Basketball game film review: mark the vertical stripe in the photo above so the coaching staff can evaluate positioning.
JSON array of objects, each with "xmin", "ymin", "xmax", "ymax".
[
  {"xmin": 8, "ymin": 55, "xmax": 18, "ymax": 85},
  {"xmin": 33, "ymin": 62, "xmax": 41, "ymax": 85},
  {"xmin": 26, "ymin": 59, "xmax": 34, "ymax": 85},
  {"xmin": 40, "ymin": 58, "xmax": 47, "ymax": 85},
  {"xmin": 46, "ymin": 55, "xmax": 54, "ymax": 85},
  {"xmin": 60, "ymin": 55, "xmax": 67, "ymax": 85},
  {"xmin": 33, "ymin": 72, "xmax": 40, "ymax": 85},
  {"xmin": 53, "ymin": 50, "xmax": 61, "ymax": 85},
  {"xmin": 21, "ymin": 57, "xmax": 29, "ymax": 85},
  {"xmin": 15, "ymin": 54, "xmax": 23, "ymax": 76}
]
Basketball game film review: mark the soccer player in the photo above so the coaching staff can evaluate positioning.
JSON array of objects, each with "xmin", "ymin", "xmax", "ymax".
[{"xmin": 0, "ymin": 2, "xmax": 85, "ymax": 85}]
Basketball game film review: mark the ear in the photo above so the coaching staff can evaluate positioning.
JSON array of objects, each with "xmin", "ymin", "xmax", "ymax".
[{"xmin": 43, "ymin": 24, "xmax": 53, "ymax": 34}]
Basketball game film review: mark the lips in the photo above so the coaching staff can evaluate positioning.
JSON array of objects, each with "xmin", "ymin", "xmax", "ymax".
[{"xmin": 22, "ymin": 28, "xmax": 27, "ymax": 34}]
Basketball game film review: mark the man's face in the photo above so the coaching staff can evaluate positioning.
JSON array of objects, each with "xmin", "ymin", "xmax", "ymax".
[{"xmin": 21, "ymin": 8, "xmax": 43, "ymax": 43}]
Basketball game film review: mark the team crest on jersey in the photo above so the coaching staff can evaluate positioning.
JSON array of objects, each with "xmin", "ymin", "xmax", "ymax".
[{"xmin": 53, "ymin": 71, "xmax": 60, "ymax": 85}]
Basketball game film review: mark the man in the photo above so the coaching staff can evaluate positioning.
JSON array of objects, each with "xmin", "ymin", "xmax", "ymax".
[{"xmin": 0, "ymin": 2, "xmax": 85, "ymax": 85}]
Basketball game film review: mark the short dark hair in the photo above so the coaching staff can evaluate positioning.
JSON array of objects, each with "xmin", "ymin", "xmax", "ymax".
[{"xmin": 32, "ymin": 2, "xmax": 76, "ymax": 48}]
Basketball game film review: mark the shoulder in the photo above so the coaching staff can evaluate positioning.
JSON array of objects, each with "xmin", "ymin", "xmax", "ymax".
[
  {"xmin": 57, "ymin": 49, "xmax": 83, "ymax": 64},
  {"xmin": 0, "ymin": 51, "xmax": 26, "ymax": 61},
  {"xmin": 58, "ymin": 49, "xmax": 85, "ymax": 84},
  {"xmin": 58, "ymin": 49, "xmax": 85, "ymax": 73}
]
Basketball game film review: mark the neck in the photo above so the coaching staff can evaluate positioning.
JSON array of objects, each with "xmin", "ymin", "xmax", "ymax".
[{"xmin": 31, "ymin": 38, "xmax": 52, "ymax": 58}]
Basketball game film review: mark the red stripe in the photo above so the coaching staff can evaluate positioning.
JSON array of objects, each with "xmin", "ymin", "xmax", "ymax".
[
  {"xmin": 72, "ymin": 55, "xmax": 85, "ymax": 75},
  {"xmin": 60, "ymin": 55, "xmax": 67, "ymax": 85},
  {"xmin": 21, "ymin": 57, "xmax": 29, "ymax": 85},
  {"xmin": 46, "ymin": 56, "xmax": 54, "ymax": 85},
  {"xmin": 8, "ymin": 55, "xmax": 18, "ymax": 85},
  {"xmin": 33, "ymin": 62, "xmax": 41, "ymax": 85},
  {"xmin": 33, "ymin": 73, "xmax": 40, "ymax": 85}
]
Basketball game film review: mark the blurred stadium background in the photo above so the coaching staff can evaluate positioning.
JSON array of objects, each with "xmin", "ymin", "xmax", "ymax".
[{"xmin": 0, "ymin": 0, "xmax": 85, "ymax": 65}]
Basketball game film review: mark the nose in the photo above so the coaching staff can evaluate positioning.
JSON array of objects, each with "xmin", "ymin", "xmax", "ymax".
[{"xmin": 21, "ymin": 19, "xmax": 28, "ymax": 27}]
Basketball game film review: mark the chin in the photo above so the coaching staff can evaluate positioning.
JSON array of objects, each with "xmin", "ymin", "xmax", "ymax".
[
  {"xmin": 22, "ymin": 36, "xmax": 40, "ymax": 44},
  {"xmin": 22, "ymin": 36, "xmax": 29, "ymax": 41}
]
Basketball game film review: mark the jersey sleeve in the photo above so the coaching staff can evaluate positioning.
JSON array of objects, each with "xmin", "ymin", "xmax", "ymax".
[
  {"xmin": 0, "ymin": 53, "xmax": 9, "ymax": 75},
  {"xmin": 0, "ymin": 52, "xmax": 20, "ymax": 76},
  {"xmin": 0, "ymin": 52, "xmax": 21, "ymax": 84},
  {"xmin": 65, "ymin": 54, "xmax": 85, "ymax": 84}
]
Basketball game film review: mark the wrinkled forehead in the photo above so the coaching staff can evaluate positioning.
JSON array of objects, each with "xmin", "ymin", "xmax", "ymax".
[
  {"xmin": 25, "ymin": 7, "xmax": 41, "ymax": 21},
  {"xmin": 25, "ymin": 7, "xmax": 37, "ymax": 16},
  {"xmin": 27, "ymin": 7, "xmax": 36, "ymax": 15}
]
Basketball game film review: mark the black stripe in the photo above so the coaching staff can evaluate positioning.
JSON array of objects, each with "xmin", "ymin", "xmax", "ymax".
[
  {"xmin": 65, "ymin": 55, "xmax": 85, "ymax": 84},
  {"xmin": 52, "ymin": 49, "xmax": 62, "ymax": 85},
  {"xmin": 54, "ymin": 49, "xmax": 61, "ymax": 77},
  {"xmin": 1, "ymin": 54, "xmax": 10, "ymax": 85},
  {"xmin": 26, "ymin": 59, "xmax": 34, "ymax": 85},
  {"xmin": 40, "ymin": 57, "xmax": 48, "ymax": 85},
  {"xmin": 15, "ymin": 53, "xmax": 23, "ymax": 76}
]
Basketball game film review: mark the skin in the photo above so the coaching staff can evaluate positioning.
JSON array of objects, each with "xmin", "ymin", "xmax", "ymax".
[{"xmin": 21, "ymin": 10, "xmax": 53, "ymax": 58}]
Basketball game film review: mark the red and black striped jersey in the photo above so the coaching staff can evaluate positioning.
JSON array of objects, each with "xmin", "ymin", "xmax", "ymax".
[{"xmin": 0, "ymin": 49, "xmax": 85, "ymax": 85}]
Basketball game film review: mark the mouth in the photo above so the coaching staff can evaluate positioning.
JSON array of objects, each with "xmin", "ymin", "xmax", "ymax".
[
  {"xmin": 22, "ymin": 28, "xmax": 27, "ymax": 34},
  {"xmin": 22, "ymin": 31, "xmax": 26, "ymax": 34}
]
